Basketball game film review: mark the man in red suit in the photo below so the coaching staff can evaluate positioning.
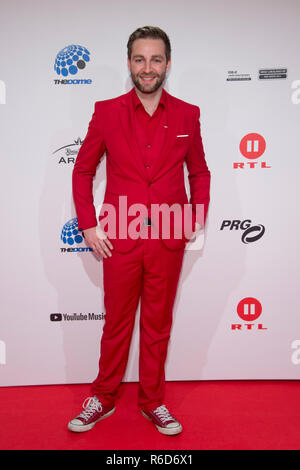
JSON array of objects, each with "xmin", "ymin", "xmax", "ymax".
[{"xmin": 68, "ymin": 26, "xmax": 210, "ymax": 435}]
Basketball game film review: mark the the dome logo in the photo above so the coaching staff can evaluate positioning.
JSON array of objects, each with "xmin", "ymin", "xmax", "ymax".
[
  {"xmin": 54, "ymin": 45, "xmax": 92, "ymax": 85},
  {"xmin": 54, "ymin": 44, "xmax": 90, "ymax": 76},
  {"xmin": 61, "ymin": 218, "xmax": 83, "ymax": 245},
  {"xmin": 60, "ymin": 218, "xmax": 92, "ymax": 253}
]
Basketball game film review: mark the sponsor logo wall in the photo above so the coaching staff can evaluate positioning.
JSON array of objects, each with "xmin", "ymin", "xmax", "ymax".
[{"xmin": 0, "ymin": 0, "xmax": 299, "ymax": 386}]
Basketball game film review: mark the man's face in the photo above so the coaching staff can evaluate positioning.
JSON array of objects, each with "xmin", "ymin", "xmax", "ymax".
[{"xmin": 128, "ymin": 38, "xmax": 171, "ymax": 94}]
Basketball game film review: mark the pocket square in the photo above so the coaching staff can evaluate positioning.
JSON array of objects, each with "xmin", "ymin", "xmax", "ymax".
[{"xmin": 176, "ymin": 134, "xmax": 189, "ymax": 138}]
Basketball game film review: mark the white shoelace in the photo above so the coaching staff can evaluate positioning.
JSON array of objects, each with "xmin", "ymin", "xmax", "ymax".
[
  {"xmin": 78, "ymin": 396, "xmax": 103, "ymax": 420},
  {"xmin": 153, "ymin": 405, "xmax": 175, "ymax": 423}
]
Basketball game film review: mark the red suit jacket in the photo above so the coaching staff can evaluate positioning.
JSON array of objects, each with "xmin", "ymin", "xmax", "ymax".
[{"xmin": 72, "ymin": 87, "xmax": 211, "ymax": 252}]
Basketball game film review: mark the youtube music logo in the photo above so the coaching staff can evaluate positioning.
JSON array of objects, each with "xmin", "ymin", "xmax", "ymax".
[
  {"xmin": 234, "ymin": 133, "xmax": 271, "ymax": 169},
  {"xmin": 50, "ymin": 313, "xmax": 62, "ymax": 322},
  {"xmin": 50, "ymin": 312, "xmax": 104, "ymax": 322},
  {"xmin": 231, "ymin": 297, "xmax": 267, "ymax": 331}
]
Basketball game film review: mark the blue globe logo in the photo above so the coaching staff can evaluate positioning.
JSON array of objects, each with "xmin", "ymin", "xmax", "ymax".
[
  {"xmin": 61, "ymin": 218, "xmax": 83, "ymax": 245},
  {"xmin": 54, "ymin": 45, "xmax": 91, "ymax": 77}
]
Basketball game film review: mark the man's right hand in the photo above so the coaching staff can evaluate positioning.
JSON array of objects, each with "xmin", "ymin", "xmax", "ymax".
[{"xmin": 83, "ymin": 226, "xmax": 114, "ymax": 258}]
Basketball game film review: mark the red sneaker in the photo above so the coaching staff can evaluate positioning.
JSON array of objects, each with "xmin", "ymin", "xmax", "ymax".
[
  {"xmin": 68, "ymin": 396, "xmax": 115, "ymax": 433},
  {"xmin": 141, "ymin": 404, "xmax": 182, "ymax": 435}
]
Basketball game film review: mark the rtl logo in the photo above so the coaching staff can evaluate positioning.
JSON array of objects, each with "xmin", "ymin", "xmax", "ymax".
[
  {"xmin": 231, "ymin": 297, "xmax": 268, "ymax": 331},
  {"xmin": 234, "ymin": 133, "xmax": 271, "ymax": 169}
]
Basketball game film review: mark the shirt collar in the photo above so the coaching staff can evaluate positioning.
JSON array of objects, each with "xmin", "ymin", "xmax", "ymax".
[{"xmin": 132, "ymin": 87, "xmax": 167, "ymax": 111}]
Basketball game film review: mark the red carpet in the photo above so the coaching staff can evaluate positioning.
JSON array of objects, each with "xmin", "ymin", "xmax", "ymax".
[{"xmin": 0, "ymin": 381, "xmax": 299, "ymax": 450}]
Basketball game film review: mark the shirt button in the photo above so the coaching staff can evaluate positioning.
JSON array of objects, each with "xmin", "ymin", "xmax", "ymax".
[
  {"xmin": 146, "ymin": 165, "xmax": 150, "ymax": 169},
  {"xmin": 146, "ymin": 144, "xmax": 151, "ymax": 149}
]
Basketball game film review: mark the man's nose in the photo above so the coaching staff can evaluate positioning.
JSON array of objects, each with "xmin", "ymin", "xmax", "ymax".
[{"xmin": 143, "ymin": 61, "xmax": 152, "ymax": 73}]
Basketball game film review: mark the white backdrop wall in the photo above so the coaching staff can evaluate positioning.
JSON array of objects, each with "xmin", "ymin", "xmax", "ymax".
[{"xmin": 1, "ymin": 0, "xmax": 300, "ymax": 386}]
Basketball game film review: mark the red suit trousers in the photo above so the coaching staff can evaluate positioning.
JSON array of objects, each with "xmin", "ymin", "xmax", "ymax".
[{"xmin": 91, "ymin": 230, "xmax": 185, "ymax": 412}]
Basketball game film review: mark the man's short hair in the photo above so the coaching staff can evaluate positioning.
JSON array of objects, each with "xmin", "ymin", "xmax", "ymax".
[{"xmin": 127, "ymin": 26, "xmax": 171, "ymax": 63}]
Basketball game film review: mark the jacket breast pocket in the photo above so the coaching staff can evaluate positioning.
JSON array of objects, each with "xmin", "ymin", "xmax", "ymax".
[
  {"xmin": 173, "ymin": 136, "xmax": 190, "ymax": 157},
  {"xmin": 174, "ymin": 135, "xmax": 190, "ymax": 146}
]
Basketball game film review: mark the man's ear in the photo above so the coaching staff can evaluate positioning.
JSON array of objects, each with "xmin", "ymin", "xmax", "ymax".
[
  {"xmin": 127, "ymin": 57, "xmax": 131, "ymax": 70},
  {"xmin": 166, "ymin": 59, "xmax": 171, "ymax": 73}
]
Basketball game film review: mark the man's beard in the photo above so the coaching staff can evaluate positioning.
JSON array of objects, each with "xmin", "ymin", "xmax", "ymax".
[{"xmin": 130, "ymin": 70, "xmax": 166, "ymax": 94}]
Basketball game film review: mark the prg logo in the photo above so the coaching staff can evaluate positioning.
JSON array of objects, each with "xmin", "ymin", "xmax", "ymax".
[
  {"xmin": 54, "ymin": 45, "xmax": 90, "ymax": 77},
  {"xmin": 231, "ymin": 297, "xmax": 268, "ymax": 331},
  {"xmin": 234, "ymin": 133, "xmax": 271, "ymax": 169},
  {"xmin": 60, "ymin": 218, "xmax": 92, "ymax": 253},
  {"xmin": 220, "ymin": 219, "xmax": 265, "ymax": 244}
]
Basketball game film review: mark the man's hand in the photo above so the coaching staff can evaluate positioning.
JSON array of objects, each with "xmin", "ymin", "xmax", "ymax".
[{"xmin": 83, "ymin": 226, "xmax": 114, "ymax": 258}]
